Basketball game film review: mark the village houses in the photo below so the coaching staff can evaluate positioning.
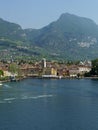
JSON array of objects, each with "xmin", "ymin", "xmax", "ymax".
[{"xmin": 0, "ymin": 59, "xmax": 92, "ymax": 79}]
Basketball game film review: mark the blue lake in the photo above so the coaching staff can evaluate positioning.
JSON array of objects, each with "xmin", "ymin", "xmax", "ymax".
[{"xmin": 0, "ymin": 78, "xmax": 98, "ymax": 130}]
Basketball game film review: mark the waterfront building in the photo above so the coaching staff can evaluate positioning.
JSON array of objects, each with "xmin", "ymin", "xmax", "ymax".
[{"xmin": 43, "ymin": 67, "xmax": 57, "ymax": 76}]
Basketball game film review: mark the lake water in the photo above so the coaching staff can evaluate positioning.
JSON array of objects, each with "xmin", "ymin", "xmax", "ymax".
[{"xmin": 0, "ymin": 78, "xmax": 98, "ymax": 130}]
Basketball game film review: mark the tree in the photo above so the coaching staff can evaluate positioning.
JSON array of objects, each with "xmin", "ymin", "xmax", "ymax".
[
  {"xmin": 90, "ymin": 59, "xmax": 98, "ymax": 76},
  {"xmin": 0, "ymin": 70, "xmax": 4, "ymax": 77},
  {"xmin": 8, "ymin": 63, "xmax": 18, "ymax": 75}
]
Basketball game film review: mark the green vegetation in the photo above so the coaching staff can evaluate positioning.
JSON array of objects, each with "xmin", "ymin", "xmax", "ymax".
[
  {"xmin": 1, "ymin": 13, "xmax": 98, "ymax": 61},
  {"xmin": 0, "ymin": 76, "xmax": 9, "ymax": 81},
  {"xmin": 25, "ymin": 13, "xmax": 98, "ymax": 60},
  {"xmin": 8, "ymin": 63, "xmax": 18, "ymax": 74},
  {"xmin": 0, "ymin": 70, "xmax": 4, "ymax": 77},
  {"xmin": 90, "ymin": 59, "xmax": 98, "ymax": 76},
  {"xmin": 85, "ymin": 59, "xmax": 98, "ymax": 77}
]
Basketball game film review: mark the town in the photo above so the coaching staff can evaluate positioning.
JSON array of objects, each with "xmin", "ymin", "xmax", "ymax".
[{"xmin": 0, "ymin": 58, "xmax": 92, "ymax": 81}]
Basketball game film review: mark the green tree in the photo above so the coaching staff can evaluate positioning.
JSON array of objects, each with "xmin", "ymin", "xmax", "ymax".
[
  {"xmin": 9, "ymin": 63, "xmax": 18, "ymax": 75},
  {"xmin": 0, "ymin": 70, "xmax": 4, "ymax": 77},
  {"xmin": 90, "ymin": 59, "xmax": 98, "ymax": 76}
]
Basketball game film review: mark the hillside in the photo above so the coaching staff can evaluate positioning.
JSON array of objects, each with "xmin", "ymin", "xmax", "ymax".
[
  {"xmin": 25, "ymin": 13, "xmax": 98, "ymax": 60},
  {"xmin": 1, "ymin": 13, "xmax": 98, "ymax": 61}
]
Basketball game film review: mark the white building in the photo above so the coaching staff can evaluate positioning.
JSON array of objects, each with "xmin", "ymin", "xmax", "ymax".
[
  {"xmin": 78, "ymin": 65, "xmax": 91, "ymax": 74},
  {"xmin": 42, "ymin": 58, "xmax": 46, "ymax": 68},
  {"xmin": 69, "ymin": 65, "xmax": 91, "ymax": 77}
]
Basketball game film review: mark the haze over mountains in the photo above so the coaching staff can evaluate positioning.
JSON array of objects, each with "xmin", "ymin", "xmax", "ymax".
[{"xmin": 0, "ymin": 13, "xmax": 98, "ymax": 61}]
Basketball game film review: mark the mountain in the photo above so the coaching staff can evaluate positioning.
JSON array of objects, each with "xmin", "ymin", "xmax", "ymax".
[
  {"xmin": 0, "ymin": 18, "xmax": 27, "ymax": 41},
  {"xmin": 1, "ymin": 13, "xmax": 98, "ymax": 61},
  {"xmin": 0, "ymin": 18, "xmax": 35, "ymax": 61},
  {"xmin": 25, "ymin": 13, "xmax": 98, "ymax": 60}
]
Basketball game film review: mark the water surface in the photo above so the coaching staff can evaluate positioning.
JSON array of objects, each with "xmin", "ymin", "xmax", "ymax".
[{"xmin": 0, "ymin": 78, "xmax": 98, "ymax": 130}]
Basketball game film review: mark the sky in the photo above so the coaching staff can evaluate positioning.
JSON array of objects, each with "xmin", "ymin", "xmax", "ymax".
[{"xmin": 0, "ymin": 0, "xmax": 98, "ymax": 29}]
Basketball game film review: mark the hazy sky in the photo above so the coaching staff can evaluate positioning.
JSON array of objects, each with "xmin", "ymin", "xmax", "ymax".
[{"xmin": 0, "ymin": 0, "xmax": 98, "ymax": 29}]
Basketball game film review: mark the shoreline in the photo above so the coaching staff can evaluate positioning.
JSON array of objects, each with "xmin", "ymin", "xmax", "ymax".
[{"xmin": 0, "ymin": 76, "xmax": 98, "ymax": 83}]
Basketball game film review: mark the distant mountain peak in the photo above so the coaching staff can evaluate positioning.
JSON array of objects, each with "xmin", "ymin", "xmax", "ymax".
[
  {"xmin": 58, "ymin": 13, "xmax": 95, "ymax": 24},
  {"xmin": 59, "ymin": 12, "xmax": 78, "ymax": 19},
  {"xmin": 60, "ymin": 12, "xmax": 75, "ymax": 17},
  {"xmin": 0, "ymin": 13, "xmax": 98, "ymax": 60}
]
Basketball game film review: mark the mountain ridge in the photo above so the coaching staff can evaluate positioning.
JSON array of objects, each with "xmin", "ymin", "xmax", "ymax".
[{"xmin": 0, "ymin": 13, "xmax": 98, "ymax": 61}]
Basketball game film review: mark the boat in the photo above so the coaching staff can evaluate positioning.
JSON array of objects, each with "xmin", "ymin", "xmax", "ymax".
[{"xmin": 10, "ymin": 75, "xmax": 16, "ymax": 82}]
